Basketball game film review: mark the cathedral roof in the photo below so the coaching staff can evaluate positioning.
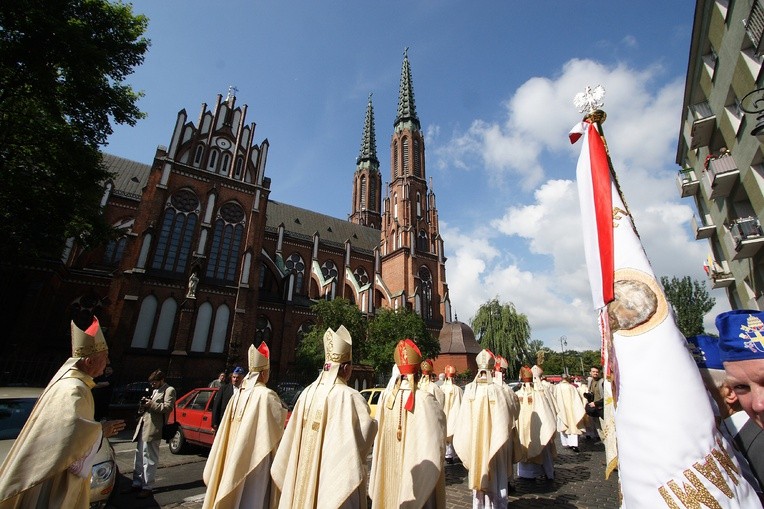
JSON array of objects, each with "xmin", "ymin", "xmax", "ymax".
[
  {"xmin": 438, "ymin": 321, "xmax": 482, "ymax": 355},
  {"xmin": 103, "ymin": 153, "xmax": 151, "ymax": 200},
  {"xmin": 266, "ymin": 200, "xmax": 380, "ymax": 253}
]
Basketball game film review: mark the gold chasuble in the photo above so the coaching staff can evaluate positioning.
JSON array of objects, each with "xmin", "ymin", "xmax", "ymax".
[
  {"xmin": 369, "ymin": 339, "xmax": 446, "ymax": 509},
  {"xmin": 515, "ymin": 380, "xmax": 557, "ymax": 462},
  {"xmin": 554, "ymin": 379, "xmax": 585, "ymax": 435},
  {"xmin": 271, "ymin": 326, "xmax": 377, "ymax": 509}
]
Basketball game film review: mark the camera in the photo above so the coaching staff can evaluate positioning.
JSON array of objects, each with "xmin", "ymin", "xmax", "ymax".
[{"xmin": 137, "ymin": 387, "xmax": 151, "ymax": 415}]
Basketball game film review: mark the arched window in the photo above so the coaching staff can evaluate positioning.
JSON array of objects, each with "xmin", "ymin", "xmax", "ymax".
[
  {"xmin": 210, "ymin": 304, "xmax": 230, "ymax": 353},
  {"xmin": 394, "ymin": 193, "xmax": 398, "ymax": 220},
  {"xmin": 206, "ymin": 202, "xmax": 245, "ymax": 284},
  {"xmin": 416, "ymin": 192, "xmax": 422, "ymax": 218},
  {"xmin": 393, "ymin": 141, "xmax": 399, "ymax": 177},
  {"xmin": 360, "ymin": 176, "xmax": 367, "ymax": 209},
  {"xmin": 103, "ymin": 237, "xmax": 127, "ymax": 266},
  {"xmin": 369, "ymin": 180, "xmax": 375, "ymax": 209},
  {"xmin": 191, "ymin": 302, "xmax": 213, "ymax": 352},
  {"xmin": 153, "ymin": 298, "xmax": 177, "ymax": 350},
  {"xmin": 234, "ymin": 158, "xmax": 244, "ymax": 179},
  {"xmin": 418, "ymin": 266, "xmax": 433, "ymax": 320},
  {"xmin": 194, "ymin": 145, "xmax": 204, "ymax": 167},
  {"xmin": 285, "ymin": 253, "xmax": 305, "ymax": 294},
  {"xmin": 418, "ymin": 230, "xmax": 428, "ymax": 252},
  {"xmin": 208, "ymin": 149, "xmax": 218, "ymax": 171},
  {"xmin": 131, "ymin": 295, "xmax": 158, "ymax": 348},
  {"xmin": 414, "ymin": 139, "xmax": 421, "ymax": 177},
  {"xmin": 255, "ymin": 315, "xmax": 272, "ymax": 343},
  {"xmin": 151, "ymin": 189, "xmax": 199, "ymax": 275},
  {"xmin": 402, "ymin": 138, "xmax": 409, "ymax": 174}
]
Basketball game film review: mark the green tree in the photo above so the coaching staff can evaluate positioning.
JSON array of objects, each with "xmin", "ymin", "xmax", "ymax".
[
  {"xmin": 470, "ymin": 298, "xmax": 531, "ymax": 378},
  {"xmin": 365, "ymin": 308, "xmax": 439, "ymax": 375},
  {"xmin": 0, "ymin": 0, "xmax": 149, "ymax": 262},
  {"xmin": 294, "ymin": 298, "xmax": 366, "ymax": 373},
  {"xmin": 659, "ymin": 275, "xmax": 715, "ymax": 337}
]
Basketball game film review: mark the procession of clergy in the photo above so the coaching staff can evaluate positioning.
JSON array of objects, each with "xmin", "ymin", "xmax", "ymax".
[{"xmin": 199, "ymin": 326, "xmax": 594, "ymax": 509}]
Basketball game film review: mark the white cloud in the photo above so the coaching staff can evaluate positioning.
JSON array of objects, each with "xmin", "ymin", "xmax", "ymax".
[{"xmin": 437, "ymin": 57, "xmax": 727, "ymax": 351}]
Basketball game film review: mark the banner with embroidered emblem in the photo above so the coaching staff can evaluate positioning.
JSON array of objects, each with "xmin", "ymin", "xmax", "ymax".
[{"xmin": 570, "ymin": 86, "xmax": 760, "ymax": 508}]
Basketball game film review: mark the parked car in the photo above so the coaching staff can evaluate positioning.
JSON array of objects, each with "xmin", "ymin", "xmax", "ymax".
[
  {"xmin": 166, "ymin": 387, "xmax": 218, "ymax": 454},
  {"xmin": 0, "ymin": 387, "xmax": 117, "ymax": 508},
  {"xmin": 359, "ymin": 387, "xmax": 385, "ymax": 419}
]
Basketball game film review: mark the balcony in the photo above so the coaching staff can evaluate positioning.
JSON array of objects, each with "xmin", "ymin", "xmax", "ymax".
[
  {"xmin": 707, "ymin": 259, "xmax": 735, "ymax": 289},
  {"xmin": 723, "ymin": 216, "xmax": 764, "ymax": 260},
  {"xmin": 702, "ymin": 152, "xmax": 739, "ymax": 199},
  {"xmin": 689, "ymin": 101, "xmax": 715, "ymax": 149},
  {"xmin": 676, "ymin": 168, "xmax": 699, "ymax": 197},
  {"xmin": 692, "ymin": 214, "xmax": 715, "ymax": 240}
]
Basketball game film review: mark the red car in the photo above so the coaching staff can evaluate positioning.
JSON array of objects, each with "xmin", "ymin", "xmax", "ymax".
[{"xmin": 167, "ymin": 387, "xmax": 218, "ymax": 454}]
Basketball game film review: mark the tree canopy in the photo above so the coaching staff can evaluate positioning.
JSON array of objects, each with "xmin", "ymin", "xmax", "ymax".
[
  {"xmin": 470, "ymin": 298, "xmax": 531, "ymax": 377},
  {"xmin": 659, "ymin": 275, "xmax": 715, "ymax": 337},
  {"xmin": 0, "ymin": 0, "xmax": 149, "ymax": 262},
  {"xmin": 365, "ymin": 307, "xmax": 439, "ymax": 375}
]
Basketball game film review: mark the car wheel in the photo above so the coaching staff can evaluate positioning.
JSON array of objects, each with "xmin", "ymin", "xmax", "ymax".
[{"xmin": 169, "ymin": 428, "xmax": 187, "ymax": 455}]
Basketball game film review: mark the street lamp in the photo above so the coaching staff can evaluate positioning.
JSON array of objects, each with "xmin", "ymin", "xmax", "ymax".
[{"xmin": 560, "ymin": 335, "xmax": 568, "ymax": 376}]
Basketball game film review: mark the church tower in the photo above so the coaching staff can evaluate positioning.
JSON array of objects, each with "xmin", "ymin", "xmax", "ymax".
[
  {"xmin": 380, "ymin": 49, "xmax": 451, "ymax": 327},
  {"xmin": 349, "ymin": 94, "xmax": 382, "ymax": 229}
]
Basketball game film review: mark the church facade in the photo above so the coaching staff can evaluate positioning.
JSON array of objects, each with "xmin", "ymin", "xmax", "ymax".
[{"xmin": 2, "ymin": 53, "xmax": 452, "ymax": 389}]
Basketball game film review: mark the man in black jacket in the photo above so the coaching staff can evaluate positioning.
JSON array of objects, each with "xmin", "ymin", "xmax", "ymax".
[{"xmin": 211, "ymin": 366, "xmax": 243, "ymax": 430}]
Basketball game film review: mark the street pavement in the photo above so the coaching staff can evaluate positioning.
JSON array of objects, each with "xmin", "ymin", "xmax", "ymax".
[{"xmin": 107, "ymin": 432, "xmax": 619, "ymax": 508}]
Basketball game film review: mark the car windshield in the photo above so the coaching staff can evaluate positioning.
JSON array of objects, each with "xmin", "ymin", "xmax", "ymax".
[{"xmin": 0, "ymin": 398, "xmax": 37, "ymax": 440}]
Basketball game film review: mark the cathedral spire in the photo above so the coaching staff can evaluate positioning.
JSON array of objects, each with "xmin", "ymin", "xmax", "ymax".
[
  {"xmin": 357, "ymin": 93, "xmax": 378, "ymax": 166},
  {"xmin": 395, "ymin": 48, "xmax": 420, "ymax": 131}
]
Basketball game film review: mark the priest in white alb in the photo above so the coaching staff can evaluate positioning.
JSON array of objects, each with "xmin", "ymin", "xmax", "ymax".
[
  {"xmin": 202, "ymin": 342, "xmax": 285, "ymax": 509},
  {"xmin": 554, "ymin": 374, "xmax": 586, "ymax": 453},
  {"xmin": 453, "ymin": 350, "xmax": 512, "ymax": 508},
  {"xmin": 515, "ymin": 365, "xmax": 557, "ymax": 481},
  {"xmin": 441, "ymin": 364, "xmax": 462, "ymax": 465},
  {"xmin": 271, "ymin": 326, "xmax": 377, "ymax": 508}
]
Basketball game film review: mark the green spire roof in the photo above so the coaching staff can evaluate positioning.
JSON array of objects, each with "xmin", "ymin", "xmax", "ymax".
[
  {"xmin": 357, "ymin": 93, "xmax": 378, "ymax": 166},
  {"xmin": 395, "ymin": 48, "xmax": 420, "ymax": 130}
]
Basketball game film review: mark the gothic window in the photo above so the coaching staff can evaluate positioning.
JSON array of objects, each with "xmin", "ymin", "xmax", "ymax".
[
  {"xmin": 209, "ymin": 304, "xmax": 230, "ymax": 353},
  {"xmin": 208, "ymin": 149, "xmax": 218, "ymax": 171},
  {"xmin": 360, "ymin": 176, "xmax": 367, "ymax": 209},
  {"xmin": 418, "ymin": 230, "xmax": 428, "ymax": 252},
  {"xmin": 418, "ymin": 266, "xmax": 433, "ymax": 320},
  {"xmin": 402, "ymin": 138, "xmax": 409, "ymax": 175},
  {"xmin": 416, "ymin": 192, "xmax": 422, "ymax": 218},
  {"xmin": 131, "ymin": 295, "xmax": 157, "ymax": 348},
  {"xmin": 394, "ymin": 193, "xmax": 398, "ymax": 220},
  {"xmin": 285, "ymin": 253, "xmax": 305, "ymax": 294},
  {"xmin": 206, "ymin": 201, "xmax": 245, "ymax": 284},
  {"xmin": 234, "ymin": 157, "xmax": 244, "ymax": 179},
  {"xmin": 414, "ymin": 139, "xmax": 421, "ymax": 177},
  {"xmin": 151, "ymin": 189, "xmax": 199, "ymax": 275},
  {"xmin": 369, "ymin": 180, "xmax": 375, "ymax": 209},
  {"xmin": 153, "ymin": 298, "xmax": 177, "ymax": 350},
  {"xmin": 191, "ymin": 302, "xmax": 213, "ymax": 352},
  {"xmin": 255, "ymin": 315, "xmax": 272, "ymax": 343},
  {"xmin": 220, "ymin": 153, "xmax": 231, "ymax": 175},
  {"xmin": 321, "ymin": 260, "xmax": 338, "ymax": 281},
  {"xmin": 393, "ymin": 141, "xmax": 399, "ymax": 177},
  {"xmin": 354, "ymin": 266, "xmax": 369, "ymax": 286},
  {"xmin": 194, "ymin": 145, "xmax": 204, "ymax": 167},
  {"xmin": 103, "ymin": 237, "xmax": 127, "ymax": 266}
]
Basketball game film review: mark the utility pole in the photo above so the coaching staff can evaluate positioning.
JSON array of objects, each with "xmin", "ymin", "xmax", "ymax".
[{"xmin": 560, "ymin": 335, "xmax": 568, "ymax": 376}]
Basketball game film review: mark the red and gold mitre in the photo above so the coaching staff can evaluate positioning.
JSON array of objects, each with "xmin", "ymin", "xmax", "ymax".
[
  {"xmin": 420, "ymin": 359, "xmax": 434, "ymax": 374},
  {"xmin": 519, "ymin": 365, "xmax": 533, "ymax": 382},
  {"xmin": 394, "ymin": 339, "xmax": 422, "ymax": 375},
  {"xmin": 248, "ymin": 341, "xmax": 270, "ymax": 373},
  {"xmin": 71, "ymin": 317, "xmax": 108, "ymax": 357}
]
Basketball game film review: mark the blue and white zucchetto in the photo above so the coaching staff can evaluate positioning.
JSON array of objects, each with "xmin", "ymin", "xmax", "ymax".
[
  {"xmin": 685, "ymin": 334, "xmax": 723, "ymax": 370},
  {"xmin": 715, "ymin": 309, "xmax": 764, "ymax": 362},
  {"xmin": 232, "ymin": 366, "xmax": 245, "ymax": 375}
]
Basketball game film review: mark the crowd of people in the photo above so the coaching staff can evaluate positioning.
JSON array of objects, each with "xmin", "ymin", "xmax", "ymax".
[{"xmin": 1, "ymin": 306, "xmax": 763, "ymax": 508}]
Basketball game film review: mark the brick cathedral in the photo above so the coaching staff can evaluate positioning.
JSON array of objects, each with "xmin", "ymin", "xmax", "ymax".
[{"xmin": 2, "ymin": 52, "xmax": 453, "ymax": 389}]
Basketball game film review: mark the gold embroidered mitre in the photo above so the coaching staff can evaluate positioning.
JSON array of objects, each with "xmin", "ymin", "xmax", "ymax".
[
  {"xmin": 394, "ymin": 339, "xmax": 422, "ymax": 374},
  {"xmin": 323, "ymin": 325, "xmax": 352, "ymax": 364},
  {"xmin": 519, "ymin": 365, "xmax": 533, "ymax": 382},
  {"xmin": 71, "ymin": 317, "xmax": 108, "ymax": 357},
  {"xmin": 248, "ymin": 341, "xmax": 270, "ymax": 373},
  {"xmin": 475, "ymin": 349, "xmax": 495, "ymax": 371},
  {"xmin": 445, "ymin": 364, "xmax": 456, "ymax": 377},
  {"xmin": 420, "ymin": 359, "xmax": 434, "ymax": 374}
]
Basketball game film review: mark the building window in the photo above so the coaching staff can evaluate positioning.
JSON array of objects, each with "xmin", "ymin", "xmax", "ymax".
[
  {"xmin": 393, "ymin": 142, "xmax": 398, "ymax": 177},
  {"xmin": 321, "ymin": 260, "xmax": 338, "ymax": 281},
  {"xmin": 234, "ymin": 157, "xmax": 244, "ymax": 179},
  {"xmin": 360, "ymin": 176, "xmax": 367, "ymax": 209},
  {"xmin": 153, "ymin": 298, "xmax": 177, "ymax": 350},
  {"xmin": 725, "ymin": 100, "xmax": 744, "ymax": 137},
  {"xmin": 103, "ymin": 237, "xmax": 127, "ymax": 266},
  {"xmin": 295, "ymin": 322, "xmax": 313, "ymax": 354},
  {"xmin": 255, "ymin": 315, "xmax": 272, "ymax": 343},
  {"xmin": 354, "ymin": 266, "xmax": 369, "ymax": 286},
  {"xmin": 418, "ymin": 266, "xmax": 433, "ymax": 320},
  {"xmin": 702, "ymin": 50, "xmax": 718, "ymax": 81},
  {"xmin": 418, "ymin": 230, "xmax": 428, "ymax": 252},
  {"xmin": 220, "ymin": 153, "xmax": 230, "ymax": 175},
  {"xmin": 151, "ymin": 189, "xmax": 199, "ymax": 275},
  {"xmin": 131, "ymin": 295, "xmax": 158, "ymax": 348},
  {"xmin": 414, "ymin": 139, "xmax": 421, "ymax": 177},
  {"xmin": 209, "ymin": 304, "xmax": 230, "ymax": 353},
  {"xmin": 208, "ymin": 149, "xmax": 218, "ymax": 171},
  {"xmin": 191, "ymin": 302, "xmax": 213, "ymax": 352},
  {"xmin": 394, "ymin": 193, "xmax": 398, "ymax": 220},
  {"xmin": 206, "ymin": 202, "xmax": 245, "ymax": 284},
  {"xmin": 416, "ymin": 192, "xmax": 422, "ymax": 218},
  {"xmin": 745, "ymin": 0, "xmax": 764, "ymax": 54},
  {"xmin": 369, "ymin": 180, "xmax": 375, "ymax": 210},
  {"xmin": 194, "ymin": 145, "xmax": 204, "ymax": 167},
  {"xmin": 285, "ymin": 253, "xmax": 305, "ymax": 294},
  {"xmin": 402, "ymin": 138, "xmax": 409, "ymax": 175}
]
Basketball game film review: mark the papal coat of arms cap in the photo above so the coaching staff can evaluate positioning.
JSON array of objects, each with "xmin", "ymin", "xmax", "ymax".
[{"xmin": 715, "ymin": 309, "xmax": 764, "ymax": 362}]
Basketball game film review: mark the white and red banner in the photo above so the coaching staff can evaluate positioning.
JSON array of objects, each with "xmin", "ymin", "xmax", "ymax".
[{"xmin": 570, "ymin": 119, "xmax": 760, "ymax": 508}]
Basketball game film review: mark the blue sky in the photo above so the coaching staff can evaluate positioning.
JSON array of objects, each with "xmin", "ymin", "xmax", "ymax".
[{"xmin": 106, "ymin": 1, "xmax": 722, "ymax": 351}]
